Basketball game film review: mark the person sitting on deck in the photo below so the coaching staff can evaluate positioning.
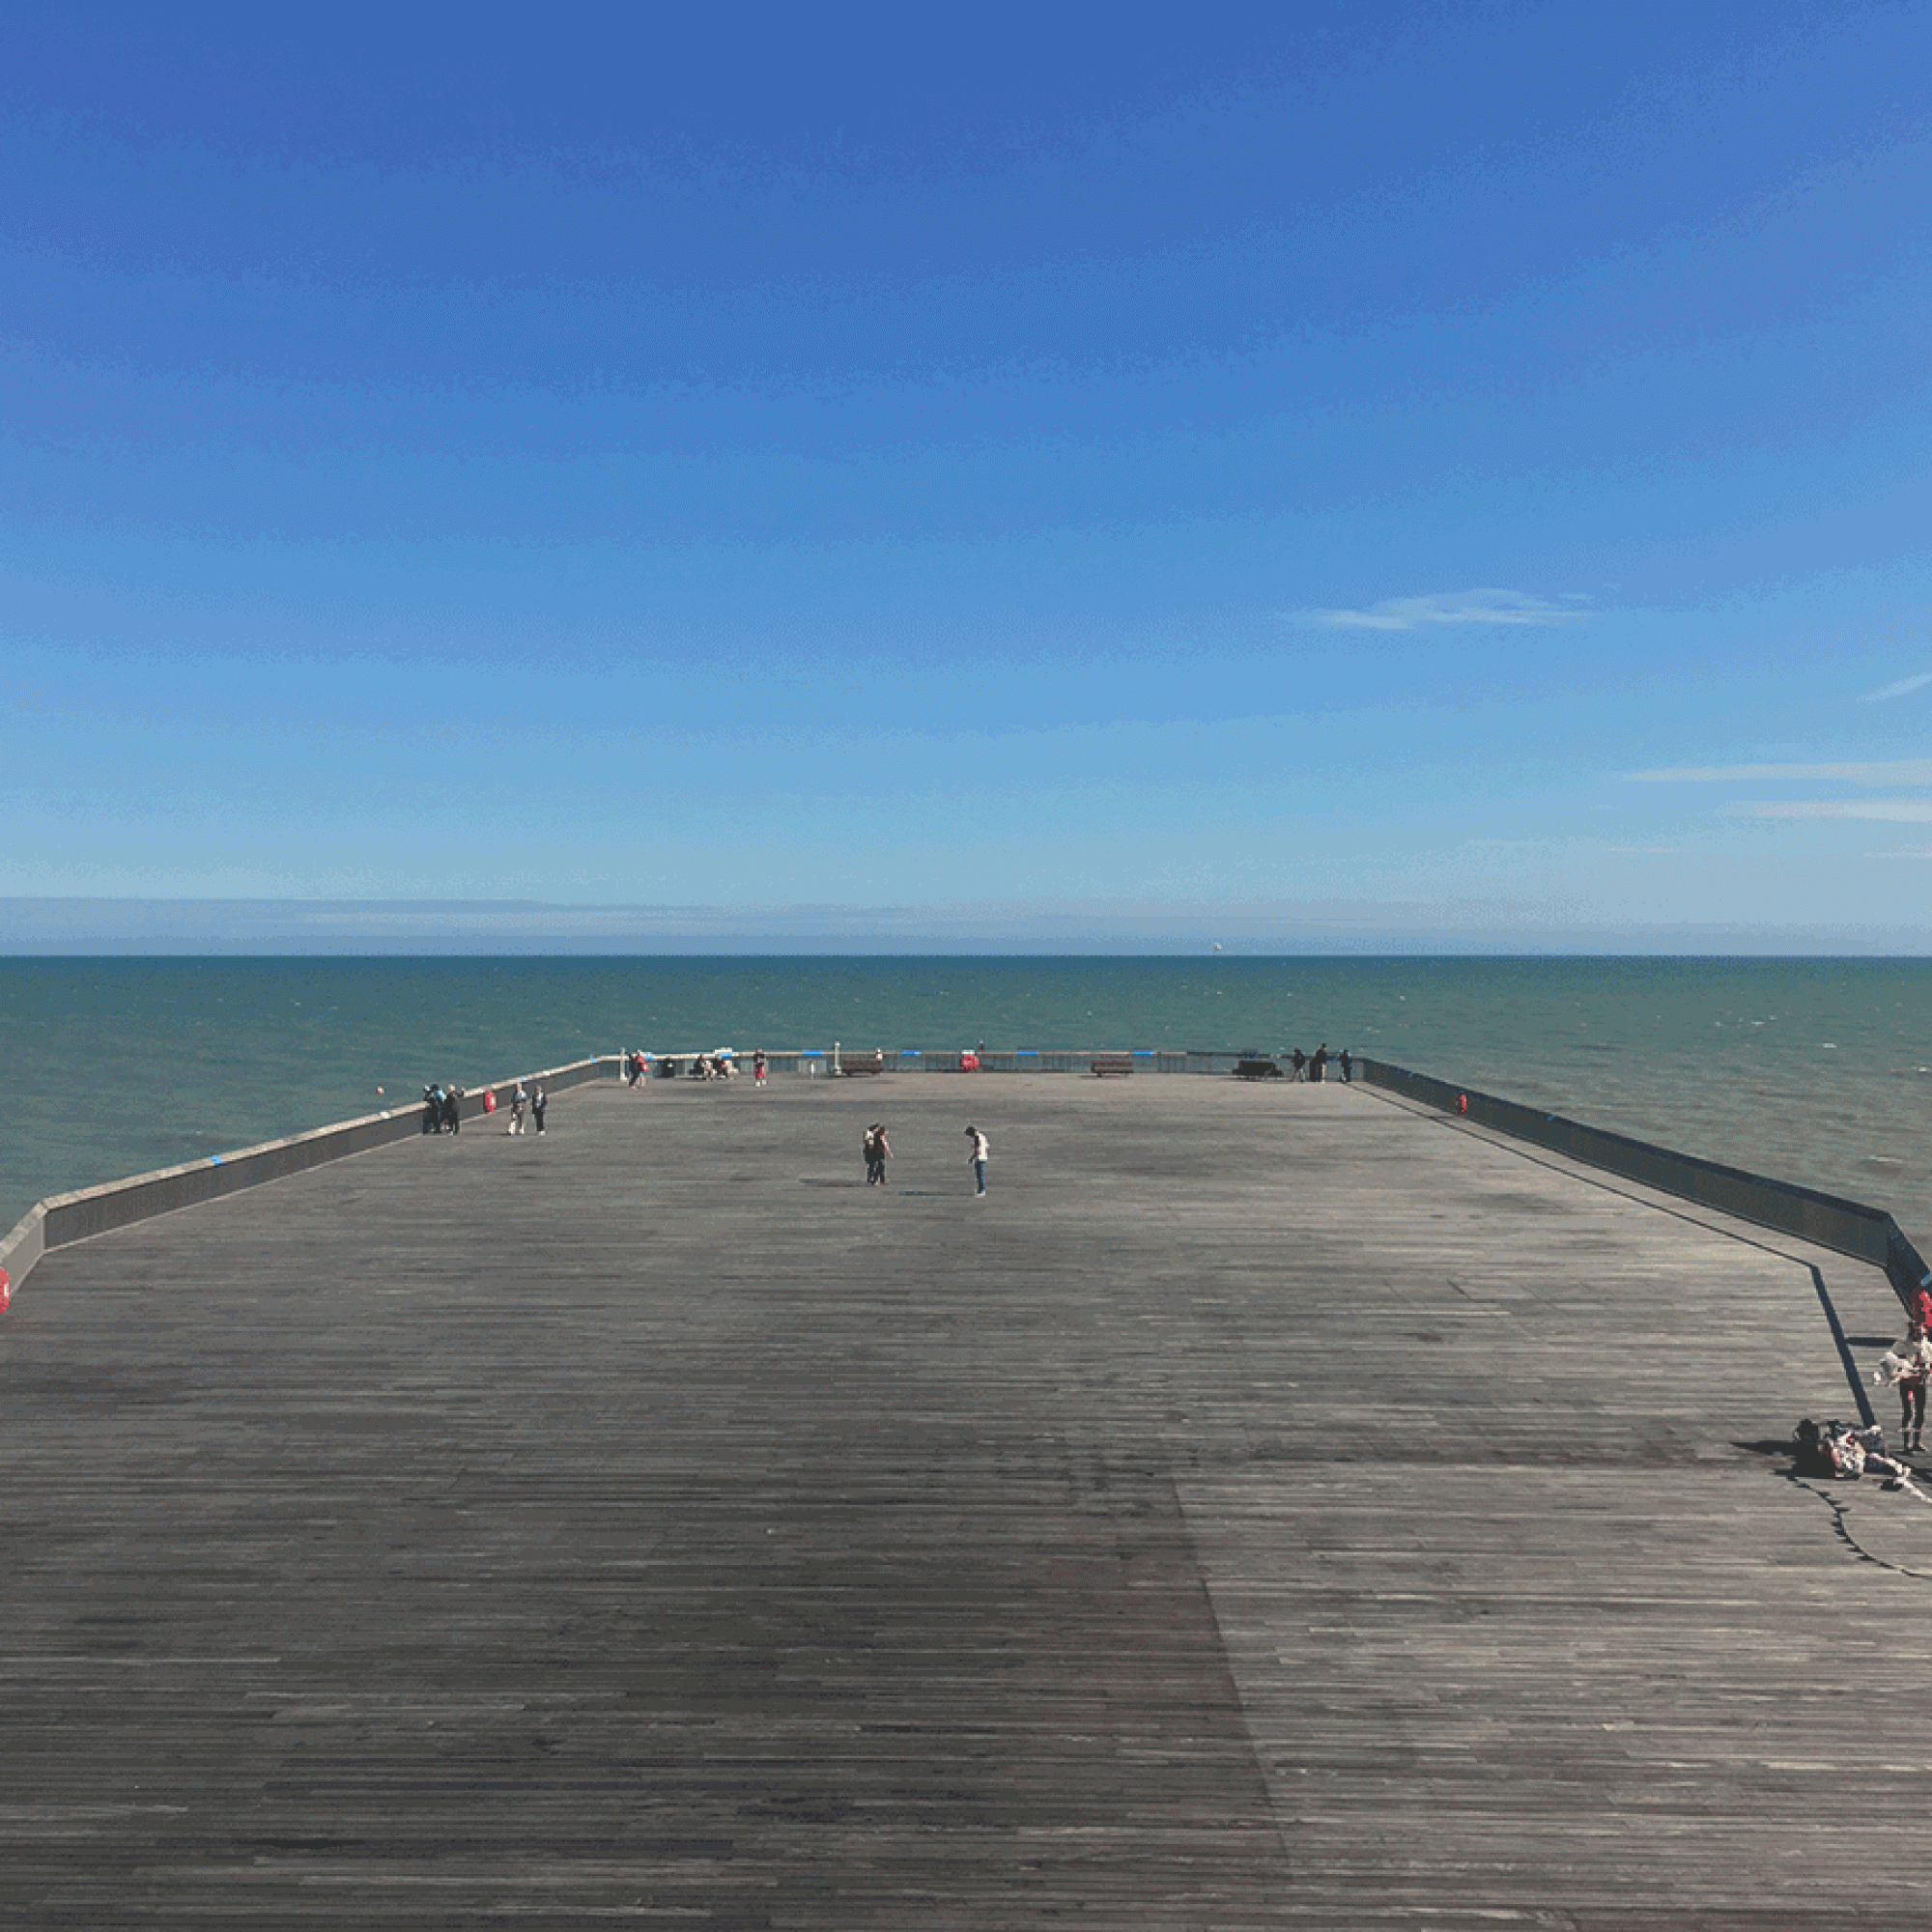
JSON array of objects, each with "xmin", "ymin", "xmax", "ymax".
[{"xmin": 1797, "ymin": 1418, "xmax": 1913, "ymax": 1484}]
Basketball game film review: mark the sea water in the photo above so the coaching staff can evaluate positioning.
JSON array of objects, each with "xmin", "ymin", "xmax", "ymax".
[{"xmin": 5, "ymin": 955, "xmax": 1932, "ymax": 1247}]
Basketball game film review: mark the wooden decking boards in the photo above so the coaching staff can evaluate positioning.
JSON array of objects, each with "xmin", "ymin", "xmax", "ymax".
[{"xmin": 0, "ymin": 1073, "xmax": 1921, "ymax": 1927}]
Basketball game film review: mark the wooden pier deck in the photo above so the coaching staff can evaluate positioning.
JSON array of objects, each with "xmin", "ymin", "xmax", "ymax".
[{"xmin": 1, "ymin": 1072, "xmax": 1926, "ymax": 1928}]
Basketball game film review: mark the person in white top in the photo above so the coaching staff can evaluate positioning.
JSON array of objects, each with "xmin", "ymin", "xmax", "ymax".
[
  {"xmin": 964, "ymin": 1125, "xmax": 988, "ymax": 1197},
  {"xmin": 1876, "ymin": 1324, "xmax": 1932, "ymax": 1453}
]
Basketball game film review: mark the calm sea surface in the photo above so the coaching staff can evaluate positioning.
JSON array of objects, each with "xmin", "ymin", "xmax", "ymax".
[{"xmin": 6, "ymin": 955, "xmax": 1932, "ymax": 1246}]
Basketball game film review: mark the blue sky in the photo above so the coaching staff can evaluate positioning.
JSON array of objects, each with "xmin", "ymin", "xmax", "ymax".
[{"xmin": 4, "ymin": 1, "xmax": 1931, "ymax": 950}]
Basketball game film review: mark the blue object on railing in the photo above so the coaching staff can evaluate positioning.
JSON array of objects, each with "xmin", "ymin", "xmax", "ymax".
[
  {"xmin": 1018, "ymin": 1049, "xmax": 1037, "ymax": 1056},
  {"xmin": 209, "ymin": 1155, "xmax": 223, "ymax": 1165}
]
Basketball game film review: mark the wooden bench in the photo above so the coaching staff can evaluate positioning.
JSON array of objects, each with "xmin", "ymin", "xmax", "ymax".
[
  {"xmin": 1091, "ymin": 1054, "xmax": 1135, "ymax": 1077},
  {"xmin": 1236, "ymin": 1058, "xmax": 1282, "ymax": 1080},
  {"xmin": 838, "ymin": 1050, "xmax": 887, "ymax": 1077}
]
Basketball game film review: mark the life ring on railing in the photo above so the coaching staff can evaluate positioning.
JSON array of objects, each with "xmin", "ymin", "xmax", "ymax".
[
  {"xmin": 1456, "ymin": 1093, "xmax": 1469, "ymax": 1115},
  {"xmin": 0, "ymin": 1264, "xmax": 11, "ymax": 1312}
]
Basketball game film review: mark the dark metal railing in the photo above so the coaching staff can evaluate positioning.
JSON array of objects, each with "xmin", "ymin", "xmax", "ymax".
[{"xmin": 1355, "ymin": 1055, "xmax": 1930, "ymax": 1311}]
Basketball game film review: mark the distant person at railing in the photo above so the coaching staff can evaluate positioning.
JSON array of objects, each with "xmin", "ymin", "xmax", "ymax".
[
  {"xmin": 1311, "ymin": 1043, "xmax": 1329, "ymax": 1083},
  {"xmin": 1339, "ymin": 1049, "xmax": 1352, "ymax": 1084},
  {"xmin": 753, "ymin": 1050, "xmax": 767, "ymax": 1087},
  {"xmin": 1290, "ymin": 1047, "xmax": 1306, "ymax": 1081}
]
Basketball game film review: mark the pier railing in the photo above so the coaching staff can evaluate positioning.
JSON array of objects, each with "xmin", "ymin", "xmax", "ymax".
[
  {"xmin": 736, "ymin": 1049, "xmax": 1245, "ymax": 1076},
  {"xmin": 1355, "ymin": 1055, "xmax": 1932, "ymax": 1310},
  {"xmin": 0, "ymin": 1056, "xmax": 618, "ymax": 1312}
]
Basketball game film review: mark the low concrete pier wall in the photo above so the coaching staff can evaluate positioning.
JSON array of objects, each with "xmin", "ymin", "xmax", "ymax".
[
  {"xmin": 1355, "ymin": 1053, "xmax": 1932, "ymax": 1308},
  {"xmin": 0, "ymin": 1054, "xmax": 620, "ymax": 1308}
]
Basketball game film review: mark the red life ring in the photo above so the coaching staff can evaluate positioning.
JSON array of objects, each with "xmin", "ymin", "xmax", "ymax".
[{"xmin": 1456, "ymin": 1093, "xmax": 1469, "ymax": 1115}]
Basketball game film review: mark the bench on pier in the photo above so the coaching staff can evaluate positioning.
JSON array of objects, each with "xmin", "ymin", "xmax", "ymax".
[
  {"xmin": 1090, "ymin": 1054, "xmax": 1135, "ymax": 1078},
  {"xmin": 838, "ymin": 1050, "xmax": 886, "ymax": 1077},
  {"xmin": 1236, "ymin": 1058, "xmax": 1282, "ymax": 1080}
]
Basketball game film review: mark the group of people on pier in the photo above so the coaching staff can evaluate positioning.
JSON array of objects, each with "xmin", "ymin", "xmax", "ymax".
[
  {"xmin": 420, "ymin": 1080, "xmax": 550, "ymax": 1136},
  {"xmin": 1251, "ymin": 1044, "xmax": 1351, "ymax": 1082},
  {"xmin": 626, "ymin": 1048, "xmax": 764, "ymax": 1084},
  {"xmin": 860, "ymin": 1122, "xmax": 989, "ymax": 1194},
  {"xmin": 1807, "ymin": 1280, "xmax": 1932, "ymax": 1488},
  {"xmin": 1287, "ymin": 1044, "xmax": 1350, "ymax": 1082}
]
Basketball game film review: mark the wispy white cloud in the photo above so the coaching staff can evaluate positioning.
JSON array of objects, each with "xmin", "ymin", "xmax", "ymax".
[
  {"xmin": 1299, "ymin": 588, "xmax": 1584, "ymax": 632},
  {"xmin": 1629, "ymin": 760, "xmax": 1932, "ymax": 785},
  {"xmin": 1861, "ymin": 671, "xmax": 1932, "ymax": 702},
  {"xmin": 1731, "ymin": 800, "xmax": 1932, "ymax": 822}
]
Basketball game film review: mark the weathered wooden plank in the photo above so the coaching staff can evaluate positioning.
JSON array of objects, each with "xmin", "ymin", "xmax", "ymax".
[{"xmin": 0, "ymin": 1075, "xmax": 1913, "ymax": 1926}]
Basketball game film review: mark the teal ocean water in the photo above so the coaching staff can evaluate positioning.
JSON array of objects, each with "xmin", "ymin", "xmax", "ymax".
[{"xmin": 6, "ymin": 955, "xmax": 1932, "ymax": 1248}]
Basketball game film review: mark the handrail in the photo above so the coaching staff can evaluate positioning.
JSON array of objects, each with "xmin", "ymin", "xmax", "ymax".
[
  {"xmin": 0, "ymin": 1056, "xmax": 622, "ymax": 1314},
  {"xmin": 1355, "ymin": 1055, "xmax": 1932, "ymax": 1312}
]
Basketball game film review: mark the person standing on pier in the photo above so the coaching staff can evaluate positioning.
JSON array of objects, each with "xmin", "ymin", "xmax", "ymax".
[
  {"xmin": 1879, "ymin": 1325, "xmax": 1932, "ymax": 1454},
  {"xmin": 531, "ymin": 1084, "xmax": 548, "ymax": 1135},
  {"xmin": 507, "ymin": 1082, "xmax": 527, "ymax": 1135},
  {"xmin": 965, "ymin": 1124, "xmax": 989, "ymax": 1196},
  {"xmin": 864, "ymin": 1123, "xmax": 892, "ymax": 1185},
  {"xmin": 753, "ymin": 1049, "xmax": 767, "ymax": 1088},
  {"xmin": 1311, "ymin": 1043, "xmax": 1329, "ymax": 1083}
]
